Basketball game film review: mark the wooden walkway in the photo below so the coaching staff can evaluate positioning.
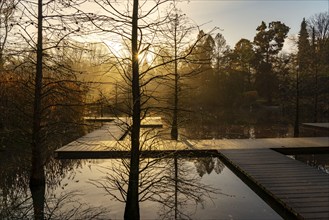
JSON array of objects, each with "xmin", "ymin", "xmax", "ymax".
[
  {"xmin": 55, "ymin": 117, "xmax": 169, "ymax": 159},
  {"xmin": 219, "ymin": 148, "xmax": 329, "ymax": 219},
  {"xmin": 54, "ymin": 119, "xmax": 329, "ymax": 219},
  {"xmin": 55, "ymin": 119, "xmax": 127, "ymax": 158}
]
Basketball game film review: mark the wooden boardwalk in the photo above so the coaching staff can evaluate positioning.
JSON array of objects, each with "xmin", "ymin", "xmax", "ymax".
[
  {"xmin": 55, "ymin": 119, "xmax": 127, "ymax": 157},
  {"xmin": 55, "ymin": 117, "xmax": 171, "ymax": 159},
  {"xmin": 218, "ymin": 148, "xmax": 329, "ymax": 219},
  {"xmin": 54, "ymin": 119, "xmax": 329, "ymax": 219}
]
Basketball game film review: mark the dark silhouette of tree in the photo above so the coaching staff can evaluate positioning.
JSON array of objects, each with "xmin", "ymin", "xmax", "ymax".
[
  {"xmin": 253, "ymin": 21, "xmax": 289, "ymax": 104},
  {"xmin": 294, "ymin": 18, "xmax": 312, "ymax": 137},
  {"xmin": 29, "ymin": 1, "xmax": 46, "ymax": 218},
  {"xmin": 298, "ymin": 19, "xmax": 312, "ymax": 75},
  {"xmin": 85, "ymin": 2, "xmax": 216, "ymax": 218},
  {"xmin": 186, "ymin": 31, "xmax": 215, "ymax": 113},
  {"xmin": 0, "ymin": 0, "xmax": 19, "ymax": 71},
  {"xmin": 3, "ymin": 1, "xmax": 93, "ymax": 219},
  {"xmin": 124, "ymin": 0, "xmax": 141, "ymax": 218},
  {"xmin": 154, "ymin": 8, "xmax": 202, "ymax": 140},
  {"xmin": 276, "ymin": 53, "xmax": 294, "ymax": 118},
  {"xmin": 170, "ymin": 13, "xmax": 181, "ymax": 140},
  {"xmin": 307, "ymin": 12, "xmax": 329, "ymax": 122},
  {"xmin": 308, "ymin": 12, "xmax": 329, "ymax": 65},
  {"xmin": 87, "ymin": 1, "xmax": 178, "ymax": 218},
  {"xmin": 233, "ymin": 38, "xmax": 255, "ymax": 90},
  {"xmin": 0, "ymin": 0, "xmax": 20, "ymax": 131}
]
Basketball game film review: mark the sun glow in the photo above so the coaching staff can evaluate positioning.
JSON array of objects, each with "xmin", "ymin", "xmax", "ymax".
[
  {"xmin": 103, "ymin": 40, "xmax": 128, "ymax": 59},
  {"xmin": 104, "ymin": 40, "xmax": 155, "ymax": 65},
  {"xmin": 138, "ymin": 46, "xmax": 155, "ymax": 65}
]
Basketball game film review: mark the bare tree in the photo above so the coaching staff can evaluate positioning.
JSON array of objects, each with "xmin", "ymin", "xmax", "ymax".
[
  {"xmin": 307, "ymin": 12, "xmax": 329, "ymax": 122},
  {"xmin": 0, "ymin": 1, "xmax": 14, "ymax": 69},
  {"xmin": 81, "ymin": 1, "xmax": 217, "ymax": 218},
  {"xmin": 7, "ymin": 1, "xmax": 94, "ymax": 219},
  {"xmin": 160, "ymin": 10, "xmax": 200, "ymax": 140},
  {"xmin": 84, "ymin": 1, "xmax": 175, "ymax": 219}
]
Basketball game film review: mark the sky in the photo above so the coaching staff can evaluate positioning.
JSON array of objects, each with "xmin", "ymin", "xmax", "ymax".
[{"xmin": 176, "ymin": 0, "xmax": 329, "ymax": 50}]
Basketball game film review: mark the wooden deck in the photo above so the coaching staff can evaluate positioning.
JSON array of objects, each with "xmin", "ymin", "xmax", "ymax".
[
  {"xmin": 56, "ymin": 119, "xmax": 126, "ymax": 156},
  {"xmin": 54, "ymin": 120, "xmax": 329, "ymax": 219},
  {"xmin": 55, "ymin": 117, "xmax": 170, "ymax": 159},
  {"xmin": 218, "ymin": 148, "xmax": 329, "ymax": 219}
]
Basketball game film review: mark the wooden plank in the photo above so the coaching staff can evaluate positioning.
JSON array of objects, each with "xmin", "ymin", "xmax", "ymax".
[
  {"xmin": 287, "ymin": 197, "xmax": 329, "ymax": 203},
  {"xmin": 290, "ymin": 201, "xmax": 329, "ymax": 207},
  {"xmin": 295, "ymin": 206, "xmax": 329, "ymax": 212},
  {"xmin": 248, "ymin": 172, "xmax": 329, "ymax": 179},
  {"xmin": 271, "ymin": 188, "xmax": 329, "ymax": 195},
  {"xmin": 302, "ymin": 213, "xmax": 329, "ymax": 218},
  {"xmin": 300, "ymin": 212, "xmax": 329, "ymax": 220},
  {"xmin": 255, "ymin": 178, "xmax": 329, "ymax": 185}
]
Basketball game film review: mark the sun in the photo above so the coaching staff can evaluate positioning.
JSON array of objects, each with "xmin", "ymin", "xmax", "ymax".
[{"xmin": 104, "ymin": 39, "xmax": 155, "ymax": 65}]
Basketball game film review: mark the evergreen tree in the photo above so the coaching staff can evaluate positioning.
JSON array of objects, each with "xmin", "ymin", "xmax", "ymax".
[
  {"xmin": 253, "ymin": 21, "xmax": 289, "ymax": 104},
  {"xmin": 233, "ymin": 38, "xmax": 255, "ymax": 90},
  {"xmin": 297, "ymin": 18, "xmax": 312, "ymax": 76},
  {"xmin": 294, "ymin": 18, "xmax": 312, "ymax": 136}
]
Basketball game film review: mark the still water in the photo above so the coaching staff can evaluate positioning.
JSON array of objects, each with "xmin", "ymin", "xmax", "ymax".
[
  {"xmin": 291, "ymin": 154, "xmax": 329, "ymax": 174},
  {"xmin": 1, "ymin": 116, "xmax": 294, "ymax": 219},
  {"xmin": 0, "ymin": 155, "xmax": 283, "ymax": 219},
  {"xmin": 51, "ymin": 157, "xmax": 281, "ymax": 219}
]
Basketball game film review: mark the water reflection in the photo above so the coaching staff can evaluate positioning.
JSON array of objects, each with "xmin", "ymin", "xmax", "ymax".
[
  {"xmin": 182, "ymin": 110, "xmax": 293, "ymax": 139},
  {"xmin": 0, "ymin": 146, "xmax": 110, "ymax": 219},
  {"xmin": 1, "ymin": 123, "xmax": 286, "ymax": 219},
  {"xmin": 184, "ymin": 122, "xmax": 293, "ymax": 139},
  {"xmin": 89, "ymin": 156, "xmax": 221, "ymax": 219},
  {"xmin": 1, "ymin": 147, "xmax": 282, "ymax": 219},
  {"xmin": 86, "ymin": 156, "xmax": 281, "ymax": 219},
  {"xmin": 293, "ymin": 154, "xmax": 329, "ymax": 174}
]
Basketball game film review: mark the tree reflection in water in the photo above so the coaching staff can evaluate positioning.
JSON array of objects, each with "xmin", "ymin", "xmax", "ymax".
[
  {"xmin": 0, "ymin": 148, "xmax": 110, "ymax": 219},
  {"xmin": 294, "ymin": 154, "xmax": 329, "ymax": 174},
  {"xmin": 155, "ymin": 156, "xmax": 226, "ymax": 219},
  {"xmin": 89, "ymin": 142, "xmax": 228, "ymax": 219},
  {"xmin": 183, "ymin": 110, "xmax": 293, "ymax": 139}
]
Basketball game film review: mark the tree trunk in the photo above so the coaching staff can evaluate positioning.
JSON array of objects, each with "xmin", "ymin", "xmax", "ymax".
[
  {"xmin": 124, "ymin": 0, "xmax": 140, "ymax": 219},
  {"xmin": 174, "ymin": 156, "xmax": 178, "ymax": 219},
  {"xmin": 313, "ymin": 64, "xmax": 318, "ymax": 123},
  {"xmin": 29, "ymin": 0, "xmax": 45, "ymax": 219},
  {"xmin": 171, "ymin": 14, "xmax": 178, "ymax": 140},
  {"xmin": 294, "ymin": 69, "xmax": 300, "ymax": 137}
]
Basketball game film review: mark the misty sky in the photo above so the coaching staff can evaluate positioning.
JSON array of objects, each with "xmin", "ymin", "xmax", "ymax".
[{"xmin": 177, "ymin": 0, "xmax": 329, "ymax": 49}]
